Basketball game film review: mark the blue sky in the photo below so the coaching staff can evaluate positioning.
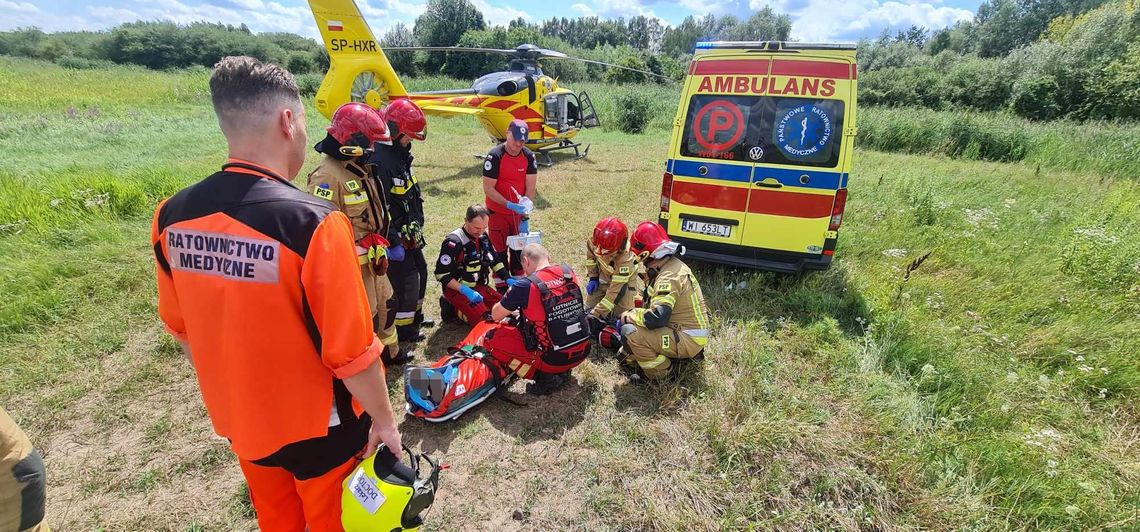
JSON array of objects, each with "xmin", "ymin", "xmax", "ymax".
[{"xmin": 0, "ymin": 0, "xmax": 982, "ymax": 43}]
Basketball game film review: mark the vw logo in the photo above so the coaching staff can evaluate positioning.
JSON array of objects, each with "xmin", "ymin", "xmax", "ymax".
[{"xmin": 748, "ymin": 146, "xmax": 764, "ymax": 161}]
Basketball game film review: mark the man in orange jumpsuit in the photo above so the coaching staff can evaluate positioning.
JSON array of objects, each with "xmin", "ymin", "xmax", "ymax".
[{"xmin": 151, "ymin": 56, "xmax": 402, "ymax": 531}]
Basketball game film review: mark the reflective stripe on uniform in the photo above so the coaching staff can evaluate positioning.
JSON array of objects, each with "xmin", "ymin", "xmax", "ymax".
[
  {"xmin": 628, "ymin": 308, "xmax": 647, "ymax": 327},
  {"xmin": 639, "ymin": 354, "xmax": 669, "ymax": 370},
  {"xmin": 683, "ymin": 328, "xmax": 710, "ymax": 346},
  {"xmin": 343, "ymin": 193, "xmax": 368, "ymax": 205},
  {"xmin": 651, "ymin": 294, "xmax": 676, "ymax": 308},
  {"xmin": 394, "ymin": 311, "xmax": 416, "ymax": 326},
  {"xmin": 378, "ymin": 329, "xmax": 398, "ymax": 346},
  {"xmin": 389, "ymin": 174, "xmax": 419, "ymax": 195},
  {"xmin": 597, "ymin": 298, "xmax": 615, "ymax": 311},
  {"xmin": 610, "ymin": 274, "xmax": 630, "ymax": 283}
]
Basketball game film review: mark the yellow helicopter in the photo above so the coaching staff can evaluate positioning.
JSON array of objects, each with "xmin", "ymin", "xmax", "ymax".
[{"xmin": 307, "ymin": 0, "xmax": 668, "ymax": 165}]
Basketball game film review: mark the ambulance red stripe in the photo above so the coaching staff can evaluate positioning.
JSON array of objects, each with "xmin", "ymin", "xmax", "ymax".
[
  {"xmin": 747, "ymin": 189, "xmax": 834, "ymax": 218},
  {"xmin": 689, "ymin": 59, "xmax": 770, "ymax": 76},
  {"xmin": 670, "ymin": 180, "xmax": 748, "ymax": 212},
  {"xmin": 671, "ymin": 180, "xmax": 834, "ymax": 218},
  {"xmin": 770, "ymin": 60, "xmax": 852, "ymax": 79}
]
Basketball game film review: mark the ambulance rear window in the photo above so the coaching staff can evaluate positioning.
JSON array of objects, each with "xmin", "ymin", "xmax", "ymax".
[{"xmin": 680, "ymin": 94, "xmax": 845, "ymax": 168}]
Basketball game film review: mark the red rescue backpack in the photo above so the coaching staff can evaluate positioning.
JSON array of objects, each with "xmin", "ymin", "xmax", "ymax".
[{"xmin": 519, "ymin": 264, "xmax": 591, "ymax": 372}]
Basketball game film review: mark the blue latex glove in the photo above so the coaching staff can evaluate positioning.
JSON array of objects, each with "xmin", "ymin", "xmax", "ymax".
[
  {"xmin": 518, "ymin": 218, "xmax": 529, "ymax": 234},
  {"xmin": 387, "ymin": 245, "xmax": 405, "ymax": 262},
  {"xmin": 586, "ymin": 278, "xmax": 599, "ymax": 295},
  {"xmin": 458, "ymin": 284, "xmax": 483, "ymax": 304},
  {"xmin": 505, "ymin": 201, "xmax": 528, "ymax": 215},
  {"xmin": 506, "ymin": 276, "xmax": 525, "ymax": 288}
]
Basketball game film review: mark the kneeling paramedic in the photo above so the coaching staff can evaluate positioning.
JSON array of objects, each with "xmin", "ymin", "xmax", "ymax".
[
  {"xmin": 585, "ymin": 217, "xmax": 642, "ymax": 350},
  {"xmin": 435, "ymin": 205, "xmax": 510, "ymax": 324},
  {"xmin": 308, "ymin": 101, "xmax": 412, "ymax": 365},
  {"xmin": 485, "ymin": 243, "xmax": 591, "ymax": 395},
  {"xmin": 153, "ymin": 56, "xmax": 402, "ymax": 531},
  {"xmin": 619, "ymin": 222, "xmax": 711, "ymax": 381}
]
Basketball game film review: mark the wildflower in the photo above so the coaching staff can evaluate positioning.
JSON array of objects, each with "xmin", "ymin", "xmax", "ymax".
[
  {"xmin": 921, "ymin": 363, "xmax": 936, "ymax": 375},
  {"xmin": 1006, "ymin": 371, "xmax": 1019, "ymax": 382},
  {"xmin": 1003, "ymin": 198, "xmax": 1017, "ymax": 208},
  {"xmin": 1098, "ymin": 388, "xmax": 1107, "ymax": 399},
  {"xmin": 1100, "ymin": 367, "xmax": 1110, "ymax": 375},
  {"xmin": 1075, "ymin": 355, "xmax": 1085, "ymax": 362},
  {"xmin": 1078, "ymin": 365, "xmax": 1092, "ymax": 373},
  {"xmin": 882, "ymin": 248, "xmax": 908, "ymax": 258},
  {"xmin": 49, "ymin": 198, "xmax": 62, "ymax": 208}
]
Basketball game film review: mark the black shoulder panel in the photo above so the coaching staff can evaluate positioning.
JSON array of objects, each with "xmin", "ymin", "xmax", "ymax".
[{"xmin": 157, "ymin": 172, "xmax": 335, "ymax": 258}]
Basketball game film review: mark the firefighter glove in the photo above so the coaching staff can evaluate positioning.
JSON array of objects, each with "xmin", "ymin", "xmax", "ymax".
[
  {"xmin": 505, "ymin": 201, "xmax": 528, "ymax": 215},
  {"xmin": 459, "ymin": 284, "xmax": 483, "ymax": 304},
  {"xmin": 387, "ymin": 245, "xmax": 406, "ymax": 262},
  {"xmin": 357, "ymin": 233, "xmax": 391, "ymax": 274},
  {"xmin": 586, "ymin": 278, "xmax": 599, "ymax": 295}
]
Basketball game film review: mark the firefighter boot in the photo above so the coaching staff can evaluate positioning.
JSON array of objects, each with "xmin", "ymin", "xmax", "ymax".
[{"xmin": 526, "ymin": 371, "xmax": 570, "ymax": 396}]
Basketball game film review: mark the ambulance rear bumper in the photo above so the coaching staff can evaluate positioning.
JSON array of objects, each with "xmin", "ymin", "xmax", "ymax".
[{"xmin": 672, "ymin": 235, "xmax": 834, "ymax": 273}]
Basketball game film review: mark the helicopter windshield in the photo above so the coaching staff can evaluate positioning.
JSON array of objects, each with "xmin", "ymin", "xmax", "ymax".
[{"xmin": 509, "ymin": 60, "xmax": 542, "ymax": 76}]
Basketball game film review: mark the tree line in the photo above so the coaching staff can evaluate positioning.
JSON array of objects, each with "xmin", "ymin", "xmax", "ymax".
[
  {"xmin": 1, "ymin": 0, "xmax": 1136, "ymax": 121},
  {"xmin": 859, "ymin": 0, "xmax": 1140, "ymax": 120}
]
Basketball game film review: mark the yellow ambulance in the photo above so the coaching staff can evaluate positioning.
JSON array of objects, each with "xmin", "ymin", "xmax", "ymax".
[{"xmin": 657, "ymin": 41, "xmax": 856, "ymax": 272}]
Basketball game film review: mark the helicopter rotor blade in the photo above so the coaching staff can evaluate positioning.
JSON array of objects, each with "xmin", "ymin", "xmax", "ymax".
[
  {"xmin": 553, "ymin": 56, "xmax": 674, "ymax": 81},
  {"xmin": 384, "ymin": 46, "xmax": 517, "ymax": 55}
]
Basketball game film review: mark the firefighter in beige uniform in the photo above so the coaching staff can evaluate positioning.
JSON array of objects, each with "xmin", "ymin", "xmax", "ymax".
[
  {"xmin": 307, "ymin": 102, "xmax": 411, "ymax": 364},
  {"xmin": 620, "ymin": 222, "xmax": 710, "ymax": 380},
  {"xmin": 585, "ymin": 217, "xmax": 642, "ymax": 321}
]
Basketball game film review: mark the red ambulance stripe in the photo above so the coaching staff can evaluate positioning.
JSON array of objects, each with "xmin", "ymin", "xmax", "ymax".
[
  {"xmin": 747, "ymin": 189, "xmax": 834, "ymax": 218},
  {"xmin": 770, "ymin": 60, "xmax": 851, "ymax": 79},
  {"xmin": 671, "ymin": 180, "xmax": 748, "ymax": 212},
  {"xmin": 690, "ymin": 59, "xmax": 770, "ymax": 76}
]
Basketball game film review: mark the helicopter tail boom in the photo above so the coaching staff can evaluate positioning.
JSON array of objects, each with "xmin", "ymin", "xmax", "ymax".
[{"xmin": 308, "ymin": 0, "xmax": 408, "ymax": 117}]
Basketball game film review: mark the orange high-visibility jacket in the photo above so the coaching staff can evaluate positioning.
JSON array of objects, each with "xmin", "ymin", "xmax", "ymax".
[{"xmin": 152, "ymin": 159, "xmax": 381, "ymax": 461}]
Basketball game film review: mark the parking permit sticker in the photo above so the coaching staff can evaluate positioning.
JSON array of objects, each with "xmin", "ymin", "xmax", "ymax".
[
  {"xmin": 691, "ymin": 99, "xmax": 745, "ymax": 153},
  {"xmin": 348, "ymin": 469, "xmax": 386, "ymax": 514}
]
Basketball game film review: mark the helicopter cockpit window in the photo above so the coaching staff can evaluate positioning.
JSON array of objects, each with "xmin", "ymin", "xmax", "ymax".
[{"xmin": 680, "ymin": 94, "xmax": 845, "ymax": 168}]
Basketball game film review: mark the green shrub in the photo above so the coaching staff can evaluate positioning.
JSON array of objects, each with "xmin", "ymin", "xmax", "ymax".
[
  {"xmin": 55, "ymin": 55, "xmax": 115, "ymax": 70},
  {"xmin": 285, "ymin": 50, "xmax": 315, "ymax": 74},
  {"xmin": 1011, "ymin": 74, "xmax": 1063, "ymax": 120},
  {"xmin": 296, "ymin": 73, "xmax": 323, "ymax": 97},
  {"xmin": 613, "ymin": 90, "xmax": 652, "ymax": 133}
]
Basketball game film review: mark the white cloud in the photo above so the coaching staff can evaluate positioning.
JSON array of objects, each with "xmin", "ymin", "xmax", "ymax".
[
  {"xmin": 683, "ymin": 0, "xmax": 739, "ymax": 15},
  {"xmin": 0, "ymin": 0, "xmax": 36, "ymax": 14},
  {"xmin": 589, "ymin": 0, "xmax": 657, "ymax": 19},
  {"xmin": 470, "ymin": 0, "xmax": 531, "ymax": 26},
  {"xmin": 570, "ymin": 3, "xmax": 595, "ymax": 17},
  {"xmin": 786, "ymin": 0, "xmax": 972, "ymax": 41}
]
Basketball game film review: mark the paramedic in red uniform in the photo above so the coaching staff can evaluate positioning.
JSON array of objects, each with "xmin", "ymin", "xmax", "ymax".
[
  {"xmin": 487, "ymin": 243, "xmax": 591, "ymax": 395},
  {"xmin": 482, "ymin": 119, "xmax": 538, "ymax": 278},
  {"xmin": 434, "ymin": 204, "xmax": 512, "ymax": 324},
  {"xmin": 150, "ymin": 56, "xmax": 402, "ymax": 531}
]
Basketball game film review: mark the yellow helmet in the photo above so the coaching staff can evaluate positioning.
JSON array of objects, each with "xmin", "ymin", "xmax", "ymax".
[{"xmin": 342, "ymin": 445, "xmax": 441, "ymax": 532}]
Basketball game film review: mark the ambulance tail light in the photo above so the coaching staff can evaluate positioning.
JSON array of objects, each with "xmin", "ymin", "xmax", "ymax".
[
  {"xmin": 829, "ymin": 188, "xmax": 848, "ymax": 231},
  {"xmin": 660, "ymin": 172, "xmax": 674, "ymax": 212}
]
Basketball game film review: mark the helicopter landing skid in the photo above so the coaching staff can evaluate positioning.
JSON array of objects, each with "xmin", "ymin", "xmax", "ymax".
[{"xmin": 534, "ymin": 139, "xmax": 590, "ymax": 167}]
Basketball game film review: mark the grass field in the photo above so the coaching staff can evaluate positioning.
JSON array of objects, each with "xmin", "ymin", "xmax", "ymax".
[{"xmin": 1, "ymin": 56, "xmax": 1138, "ymax": 530}]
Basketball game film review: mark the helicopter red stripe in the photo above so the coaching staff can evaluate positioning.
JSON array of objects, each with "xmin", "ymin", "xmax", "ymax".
[
  {"xmin": 485, "ymin": 100, "xmax": 515, "ymax": 110},
  {"xmin": 511, "ymin": 106, "xmax": 542, "ymax": 120},
  {"xmin": 689, "ymin": 59, "xmax": 770, "ymax": 76},
  {"xmin": 770, "ymin": 60, "xmax": 852, "ymax": 79}
]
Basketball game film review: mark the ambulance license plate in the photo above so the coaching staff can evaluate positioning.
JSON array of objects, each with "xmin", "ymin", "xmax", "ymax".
[{"xmin": 681, "ymin": 219, "xmax": 731, "ymax": 238}]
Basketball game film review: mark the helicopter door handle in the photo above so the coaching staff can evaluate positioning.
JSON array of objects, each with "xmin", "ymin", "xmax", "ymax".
[{"xmin": 754, "ymin": 178, "xmax": 783, "ymax": 188}]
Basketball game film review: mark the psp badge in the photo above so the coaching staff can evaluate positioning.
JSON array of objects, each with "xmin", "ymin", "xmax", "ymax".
[{"xmin": 774, "ymin": 104, "xmax": 833, "ymax": 159}]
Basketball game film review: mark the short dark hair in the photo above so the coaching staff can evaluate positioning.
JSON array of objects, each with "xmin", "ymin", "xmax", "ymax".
[
  {"xmin": 209, "ymin": 56, "xmax": 301, "ymax": 130},
  {"xmin": 465, "ymin": 204, "xmax": 490, "ymax": 222}
]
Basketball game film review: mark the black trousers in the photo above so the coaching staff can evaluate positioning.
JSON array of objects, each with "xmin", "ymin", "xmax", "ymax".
[{"xmin": 387, "ymin": 246, "xmax": 428, "ymax": 337}]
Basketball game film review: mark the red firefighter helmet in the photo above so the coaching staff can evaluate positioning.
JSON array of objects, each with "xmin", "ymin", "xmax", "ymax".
[
  {"xmin": 592, "ymin": 217, "xmax": 628, "ymax": 256},
  {"xmin": 629, "ymin": 221, "xmax": 671, "ymax": 260},
  {"xmin": 385, "ymin": 98, "xmax": 427, "ymax": 141},
  {"xmin": 327, "ymin": 102, "xmax": 390, "ymax": 147}
]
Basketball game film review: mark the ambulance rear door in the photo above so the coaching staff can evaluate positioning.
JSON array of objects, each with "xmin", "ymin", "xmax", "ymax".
[
  {"xmin": 666, "ymin": 55, "xmax": 772, "ymax": 248},
  {"xmin": 740, "ymin": 55, "xmax": 854, "ymax": 255}
]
